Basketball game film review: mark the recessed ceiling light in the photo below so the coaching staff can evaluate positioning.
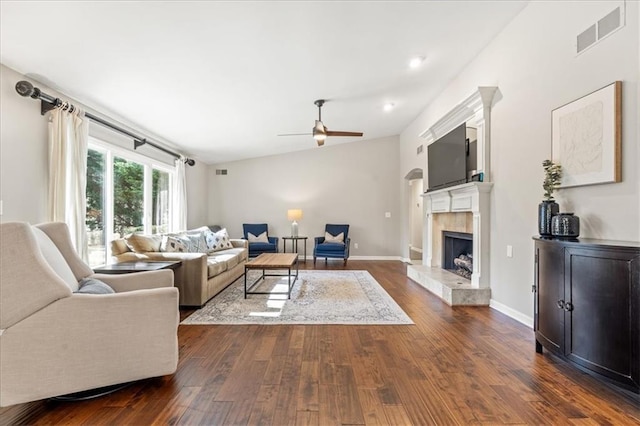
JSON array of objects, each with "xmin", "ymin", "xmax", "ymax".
[
  {"xmin": 383, "ymin": 103, "xmax": 395, "ymax": 112},
  {"xmin": 409, "ymin": 56, "xmax": 425, "ymax": 69}
]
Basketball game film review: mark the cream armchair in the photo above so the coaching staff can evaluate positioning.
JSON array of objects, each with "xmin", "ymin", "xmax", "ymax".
[{"xmin": 0, "ymin": 222, "xmax": 179, "ymax": 407}]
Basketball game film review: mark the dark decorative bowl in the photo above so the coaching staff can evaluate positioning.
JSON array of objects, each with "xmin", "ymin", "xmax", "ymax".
[{"xmin": 551, "ymin": 213, "xmax": 580, "ymax": 238}]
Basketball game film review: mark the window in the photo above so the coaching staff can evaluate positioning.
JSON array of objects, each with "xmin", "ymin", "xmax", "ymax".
[
  {"xmin": 152, "ymin": 169, "xmax": 171, "ymax": 234},
  {"xmin": 85, "ymin": 138, "xmax": 175, "ymax": 267},
  {"xmin": 113, "ymin": 156, "xmax": 144, "ymax": 237},
  {"xmin": 86, "ymin": 149, "xmax": 106, "ymax": 267}
]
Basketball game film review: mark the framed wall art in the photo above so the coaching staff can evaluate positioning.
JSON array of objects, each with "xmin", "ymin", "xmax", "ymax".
[{"xmin": 551, "ymin": 81, "xmax": 622, "ymax": 188}]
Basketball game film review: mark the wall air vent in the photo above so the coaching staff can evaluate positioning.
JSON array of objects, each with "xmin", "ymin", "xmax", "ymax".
[
  {"xmin": 215, "ymin": 169, "xmax": 228, "ymax": 175},
  {"xmin": 577, "ymin": 4, "xmax": 624, "ymax": 55},
  {"xmin": 577, "ymin": 24, "xmax": 597, "ymax": 53},
  {"xmin": 417, "ymin": 144, "xmax": 424, "ymax": 155},
  {"xmin": 598, "ymin": 7, "xmax": 621, "ymax": 40}
]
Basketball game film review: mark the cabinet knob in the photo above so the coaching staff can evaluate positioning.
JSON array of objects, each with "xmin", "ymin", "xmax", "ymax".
[
  {"xmin": 564, "ymin": 302, "xmax": 574, "ymax": 312},
  {"xmin": 557, "ymin": 300, "xmax": 565, "ymax": 309}
]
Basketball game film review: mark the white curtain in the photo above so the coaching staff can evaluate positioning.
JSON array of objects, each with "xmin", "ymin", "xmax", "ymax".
[
  {"xmin": 48, "ymin": 107, "xmax": 89, "ymax": 261},
  {"xmin": 172, "ymin": 157, "xmax": 188, "ymax": 232}
]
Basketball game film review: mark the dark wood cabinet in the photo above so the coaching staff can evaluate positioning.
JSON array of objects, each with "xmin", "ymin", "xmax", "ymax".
[{"xmin": 533, "ymin": 237, "xmax": 640, "ymax": 393}]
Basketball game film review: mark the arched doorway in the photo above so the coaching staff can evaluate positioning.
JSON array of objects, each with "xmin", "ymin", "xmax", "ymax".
[{"xmin": 404, "ymin": 168, "xmax": 424, "ymax": 264}]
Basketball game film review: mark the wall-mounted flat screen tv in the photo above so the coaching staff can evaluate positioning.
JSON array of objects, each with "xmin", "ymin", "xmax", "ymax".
[{"xmin": 427, "ymin": 122, "xmax": 468, "ymax": 192}]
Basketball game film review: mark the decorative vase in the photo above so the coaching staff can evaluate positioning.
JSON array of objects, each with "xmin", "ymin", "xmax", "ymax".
[
  {"xmin": 551, "ymin": 213, "xmax": 580, "ymax": 238},
  {"xmin": 538, "ymin": 200, "xmax": 559, "ymax": 236}
]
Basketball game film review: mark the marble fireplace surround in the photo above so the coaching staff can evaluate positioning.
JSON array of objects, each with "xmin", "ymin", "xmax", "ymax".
[{"xmin": 407, "ymin": 87, "xmax": 497, "ymax": 306}]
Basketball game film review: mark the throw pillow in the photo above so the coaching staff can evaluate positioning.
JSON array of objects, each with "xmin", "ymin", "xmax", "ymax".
[
  {"xmin": 161, "ymin": 233, "xmax": 207, "ymax": 253},
  {"xmin": 247, "ymin": 231, "xmax": 269, "ymax": 243},
  {"xmin": 184, "ymin": 232, "xmax": 208, "ymax": 252},
  {"xmin": 110, "ymin": 239, "xmax": 131, "ymax": 256},
  {"xmin": 75, "ymin": 277, "xmax": 115, "ymax": 294},
  {"xmin": 207, "ymin": 228, "xmax": 234, "ymax": 252},
  {"xmin": 325, "ymin": 231, "xmax": 345, "ymax": 244},
  {"xmin": 125, "ymin": 233, "xmax": 163, "ymax": 253},
  {"xmin": 161, "ymin": 235, "xmax": 189, "ymax": 252},
  {"xmin": 203, "ymin": 229, "xmax": 217, "ymax": 250}
]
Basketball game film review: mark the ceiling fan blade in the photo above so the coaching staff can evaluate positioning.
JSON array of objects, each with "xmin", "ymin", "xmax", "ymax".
[
  {"xmin": 325, "ymin": 130, "xmax": 364, "ymax": 137},
  {"xmin": 279, "ymin": 100, "xmax": 361, "ymax": 145}
]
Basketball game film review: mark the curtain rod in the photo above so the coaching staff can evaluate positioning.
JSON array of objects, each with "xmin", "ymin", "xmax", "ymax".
[{"xmin": 14, "ymin": 80, "xmax": 195, "ymax": 166}]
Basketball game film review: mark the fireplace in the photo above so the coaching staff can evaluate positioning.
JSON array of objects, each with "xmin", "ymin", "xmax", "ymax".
[
  {"xmin": 408, "ymin": 87, "xmax": 496, "ymax": 305},
  {"xmin": 442, "ymin": 231, "xmax": 473, "ymax": 279}
]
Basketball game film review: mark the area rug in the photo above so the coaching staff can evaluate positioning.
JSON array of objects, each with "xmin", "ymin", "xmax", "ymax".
[{"xmin": 181, "ymin": 270, "xmax": 413, "ymax": 325}]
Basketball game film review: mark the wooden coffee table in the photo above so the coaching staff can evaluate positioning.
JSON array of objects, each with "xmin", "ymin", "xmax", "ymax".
[{"xmin": 244, "ymin": 253, "xmax": 299, "ymax": 299}]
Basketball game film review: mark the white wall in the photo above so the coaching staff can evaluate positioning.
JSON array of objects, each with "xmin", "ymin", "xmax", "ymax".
[
  {"xmin": 400, "ymin": 1, "xmax": 639, "ymax": 320},
  {"xmin": 208, "ymin": 136, "xmax": 401, "ymax": 258},
  {"xmin": 185, "ymin": 162, "xmax": 209, "ymax": 228},
  {"xmin": 400, "ymin": 148, "xmax": 426, "ymax": 261},
  {"xmin": 0, "ymin": 65, "xmax": 49, "ymax": 223},
  {"xmin": 0, "ymin": 64, "xmax": 208, "ymax": 226},
  {"xmin": 410, "ymin": 179, "xmax": 423, "ymax": 249}
]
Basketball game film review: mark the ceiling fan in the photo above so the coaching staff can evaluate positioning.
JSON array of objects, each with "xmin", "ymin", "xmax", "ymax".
[{"xmin": 278, "ymin": 99, "xmax": 363, "ymax": 146}]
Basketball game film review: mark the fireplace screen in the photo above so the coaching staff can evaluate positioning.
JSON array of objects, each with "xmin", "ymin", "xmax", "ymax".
[{"xmin": 442, "ymin": 231, "xmax": 473, "ymax": 279}]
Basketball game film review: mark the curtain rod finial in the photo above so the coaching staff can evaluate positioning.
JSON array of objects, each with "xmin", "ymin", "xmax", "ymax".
[{"xmin": 15, "ymin": 80, "xmax": 38, "ymax": 98}]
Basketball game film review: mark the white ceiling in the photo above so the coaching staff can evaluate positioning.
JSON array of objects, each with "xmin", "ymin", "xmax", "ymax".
[{"xmin": 1, "ymin": 1, "xmax": 528, "ymax": 164}]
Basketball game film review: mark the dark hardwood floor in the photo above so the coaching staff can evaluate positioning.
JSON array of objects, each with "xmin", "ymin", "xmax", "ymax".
[{"xmin": 2, "ymin": 260, "xmax": 639, "ymax": 425}]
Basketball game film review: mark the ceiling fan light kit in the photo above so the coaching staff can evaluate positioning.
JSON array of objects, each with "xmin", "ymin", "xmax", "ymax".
[
  {"xmin": 409, "ymin": 55, "xmax": 425, "ymax": 69},
  {"xmin": 279, "ymin": 99, "xmax": 363, "ymax": 147}
]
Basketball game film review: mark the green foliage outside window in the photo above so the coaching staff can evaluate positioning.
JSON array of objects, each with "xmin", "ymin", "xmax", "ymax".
[
  {"xmin": 86, "ymin": 148, "xmax": 172, "ymax": 239},
  {"xmin": 86, "ymin": 149, "xmax": 104, "ymax": 231},
  {"xmin": 113, "ymin": 157, "xmax": 144, "ymax": 236},
  {"xmin": 152, "ymin": 169, "xmax": 170, "ymax": 234}
]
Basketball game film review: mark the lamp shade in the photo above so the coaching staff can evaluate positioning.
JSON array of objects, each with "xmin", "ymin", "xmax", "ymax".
[{"xmin": 287, "ymin": 209, "xmax": 303, "ymax": 221}]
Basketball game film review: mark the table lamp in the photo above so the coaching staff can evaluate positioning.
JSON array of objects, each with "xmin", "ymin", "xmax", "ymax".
[{"xmin": 287, "ymin": 209, "xmax": 303, "ymax": 237}]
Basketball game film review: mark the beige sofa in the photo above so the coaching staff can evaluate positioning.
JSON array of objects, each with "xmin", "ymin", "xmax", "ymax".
[{"xmin": 111, "ymin": 226, "xmax": 248, "ymax": 307}]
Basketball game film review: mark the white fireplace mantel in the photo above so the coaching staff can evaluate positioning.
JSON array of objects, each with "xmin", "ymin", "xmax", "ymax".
[{"xmin": 423, "ymin": 182, "xmax": 493, "ymax": 288}]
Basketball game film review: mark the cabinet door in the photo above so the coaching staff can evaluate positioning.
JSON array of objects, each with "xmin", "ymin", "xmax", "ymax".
[
  {"xmin": 535, "ymin": 241, "xmax": 565, "ymax": 354},
  {"xmin": 564, "ymin": 247, "xmax": 639, "ymax": 389}
]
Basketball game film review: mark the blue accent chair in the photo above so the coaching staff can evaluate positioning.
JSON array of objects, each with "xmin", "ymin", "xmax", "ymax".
[
  {"xmin": 314, "ymin": 224, "xmax": 350, "ymax": 266},
  {"xmin": 242, "ymin": 223, "xmax": 279, "ymax": 257}
]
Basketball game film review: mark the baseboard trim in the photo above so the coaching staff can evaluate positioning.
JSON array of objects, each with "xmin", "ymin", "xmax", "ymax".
[
  {"xmin": 349, "ymin": 256, "xmax": 403, "ymax": 261},
  {"xmin": 300, "ymin": 255, "xmax": 403, "ymax": 262},
  {"xmin": 489, "ymin": 299, "xmax": 533, "ymax": 329}
]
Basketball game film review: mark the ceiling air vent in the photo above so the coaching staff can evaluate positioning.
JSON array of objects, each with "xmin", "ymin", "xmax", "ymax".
[{"xmin": 215, "ymin": 169, "xmax": 228, "ymax": 175}]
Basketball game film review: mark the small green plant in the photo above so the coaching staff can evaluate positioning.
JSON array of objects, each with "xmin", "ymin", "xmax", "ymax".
[{"xmin": 542, "ymin": 160, "xmax": 562, "ymax": 200}]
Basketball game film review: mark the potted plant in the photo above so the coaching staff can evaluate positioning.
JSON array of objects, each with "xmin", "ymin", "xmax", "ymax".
[{"xmin": 538, "ymin": 160, "xmax": 562, "ymax": 236}]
